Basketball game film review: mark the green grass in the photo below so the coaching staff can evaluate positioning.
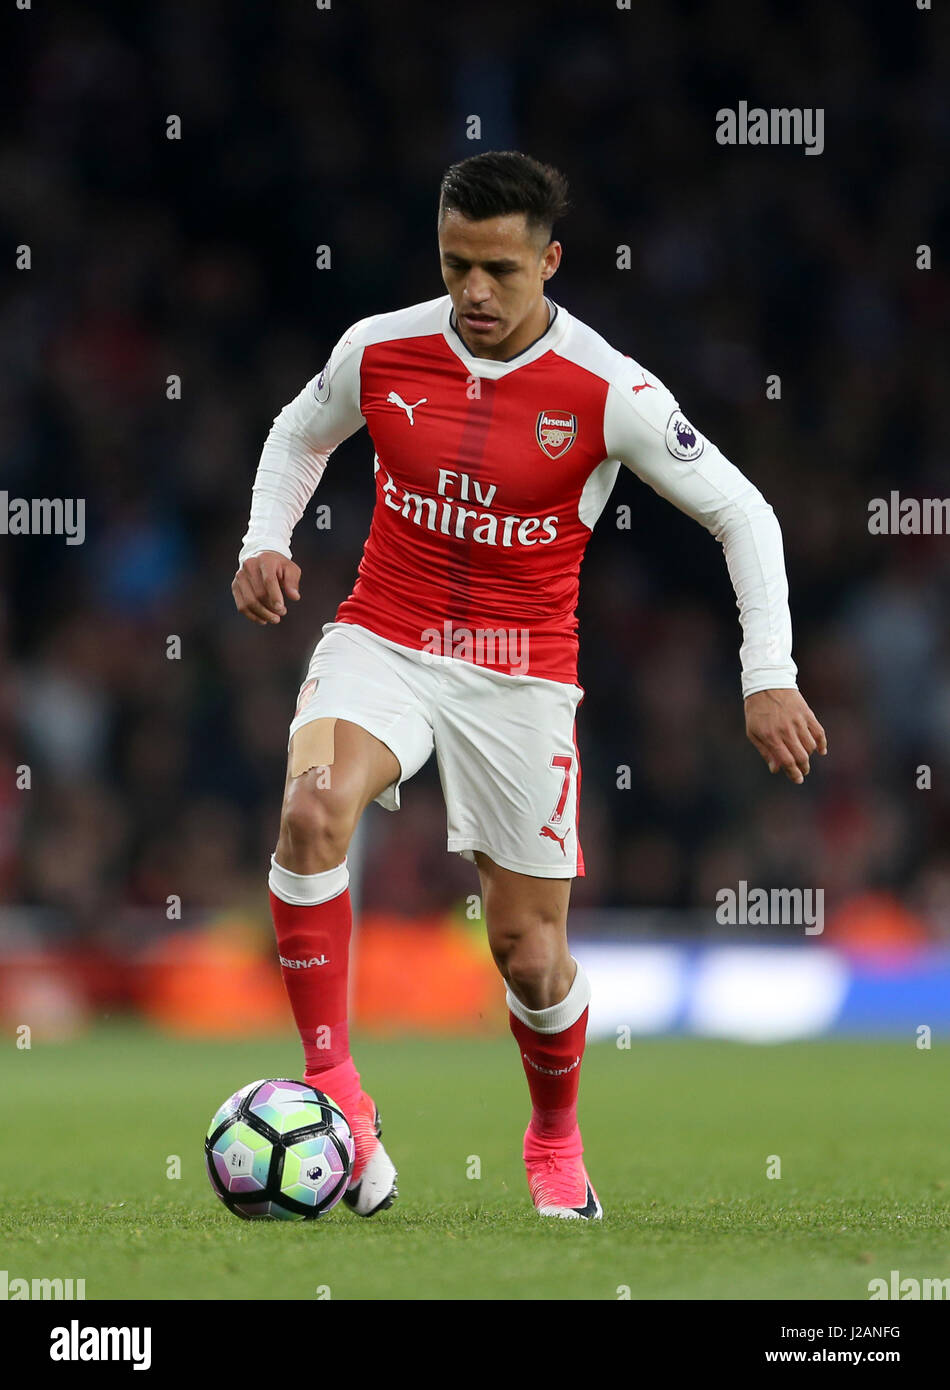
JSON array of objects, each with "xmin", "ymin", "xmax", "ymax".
[{"xmin": 2, "ymin": 1026, "xmax": 949, "ymax": 1299}]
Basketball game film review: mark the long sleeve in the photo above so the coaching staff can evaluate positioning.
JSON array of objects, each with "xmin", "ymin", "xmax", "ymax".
[
  {"xmin": 238, "ymin": 319, "xmax": 370, "ymax": 565},
  {"xmin": 603, "ymin": 357, "xmax": 798, "ymax": 698}
]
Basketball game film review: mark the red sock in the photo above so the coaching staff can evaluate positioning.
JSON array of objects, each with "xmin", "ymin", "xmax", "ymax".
[
  {"xmin": 269, "ymin": 857, "xmax": 377, "ymax": 1175},
  {"xmin": 509, "ymin": 1008, "xmax": 589, "ymax": 1141},
  {"xmin": 268, "ymin": 855, "xmax": 353, "ymax": 1076},
  {"xmin": 507, "ymin": 959, "xmax": 591, "ymax": 1143}
]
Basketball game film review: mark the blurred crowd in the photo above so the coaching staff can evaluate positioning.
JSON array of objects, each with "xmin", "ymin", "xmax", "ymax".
[{"xmin": 2, "ymin": 0, "xmax": 949, "ymax": 942}]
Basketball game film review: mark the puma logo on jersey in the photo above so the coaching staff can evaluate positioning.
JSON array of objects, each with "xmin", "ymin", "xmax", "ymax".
[
  {"xmin": 539, "ymin": 825, "xmax": 571, "ymax": 855},
  {"xmin": 631, "ymin": 374, "xmax": 655, "ymax": 394},
  {"xmin": 387, "ymin": 391, "xmax": 427, "ymax": 425}
]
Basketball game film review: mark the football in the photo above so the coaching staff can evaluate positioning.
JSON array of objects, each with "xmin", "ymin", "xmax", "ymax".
[{"xmin": 205, "ymin": 1078, "xmax": 355, "ymax": 1220}]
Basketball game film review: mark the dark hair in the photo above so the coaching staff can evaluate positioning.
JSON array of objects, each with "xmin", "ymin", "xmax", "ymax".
[{"xmin": 438, "ymin": 151, "xmax": 570, "ymax": 242}]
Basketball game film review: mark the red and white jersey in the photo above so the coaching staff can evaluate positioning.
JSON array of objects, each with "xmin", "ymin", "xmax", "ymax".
[{"xmin": 240, "ymin": 295, "xmax": 797, "ymax": 693}]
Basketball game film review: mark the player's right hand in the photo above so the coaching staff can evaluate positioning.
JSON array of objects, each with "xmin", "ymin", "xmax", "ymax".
[{"xmin": 231, "ymin": 551, "xmax": 301, "ymax": 625}]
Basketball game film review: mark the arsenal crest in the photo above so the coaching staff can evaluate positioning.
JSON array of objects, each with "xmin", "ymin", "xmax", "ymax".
[{"xmin": 536, "ymin": 410, "xmax": 577, "ymax": 460}]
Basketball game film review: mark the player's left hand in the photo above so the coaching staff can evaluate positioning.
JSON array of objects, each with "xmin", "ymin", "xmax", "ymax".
[{"xmin": 744, "ymin": 688, "xmax": 827, "ymax": 785}]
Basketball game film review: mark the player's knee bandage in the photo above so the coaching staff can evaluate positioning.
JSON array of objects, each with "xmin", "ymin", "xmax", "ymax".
[{"xmin": 289, "ymin": 717, "xmax": 336, "ymax": 778}]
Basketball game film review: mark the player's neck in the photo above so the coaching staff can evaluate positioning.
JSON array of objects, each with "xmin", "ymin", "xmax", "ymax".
[{"xmin": 456, "ymin": 296, "xmax": 553, "ymax": 363}]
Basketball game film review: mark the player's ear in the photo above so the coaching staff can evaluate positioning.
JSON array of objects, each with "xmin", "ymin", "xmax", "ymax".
[{"xmin": 540, "ymin": 240, "xmax": 562, "ymax": 280}]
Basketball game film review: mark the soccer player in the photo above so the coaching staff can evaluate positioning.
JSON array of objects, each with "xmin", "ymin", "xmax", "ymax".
[{"xmin": 232, "ymin": 151, "xmax": 827, "ymax": 1220}]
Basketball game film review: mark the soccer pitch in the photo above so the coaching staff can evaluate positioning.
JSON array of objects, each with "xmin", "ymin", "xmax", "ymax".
[{"xmin": 3, "ymin": 1026, "xmax": 948, "ymax": 1301}]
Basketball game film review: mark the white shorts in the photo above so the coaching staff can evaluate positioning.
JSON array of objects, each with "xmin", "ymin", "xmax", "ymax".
[{"xmin": 287, "ymin": 622, "xmax": 586, "ymax": 879}]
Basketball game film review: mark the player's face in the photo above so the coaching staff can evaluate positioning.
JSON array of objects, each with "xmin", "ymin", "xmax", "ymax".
[{"xmin": 438, "ymin": 210, "xmax": 561, "ymax": 360}]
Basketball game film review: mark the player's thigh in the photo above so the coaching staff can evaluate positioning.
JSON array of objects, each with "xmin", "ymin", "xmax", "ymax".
[
  {"xmin": 281, "ymin": 623, "xmax": 434, "ymax": 846},
  {"xmin": 281, "ymin": 717, "xmax": 401, "ymax": 822}
]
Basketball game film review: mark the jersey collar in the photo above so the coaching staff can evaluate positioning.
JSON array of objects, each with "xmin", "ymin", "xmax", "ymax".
[{"xmin": 441, "ymin": 296, "xmax": 569, "ymax": 378}]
